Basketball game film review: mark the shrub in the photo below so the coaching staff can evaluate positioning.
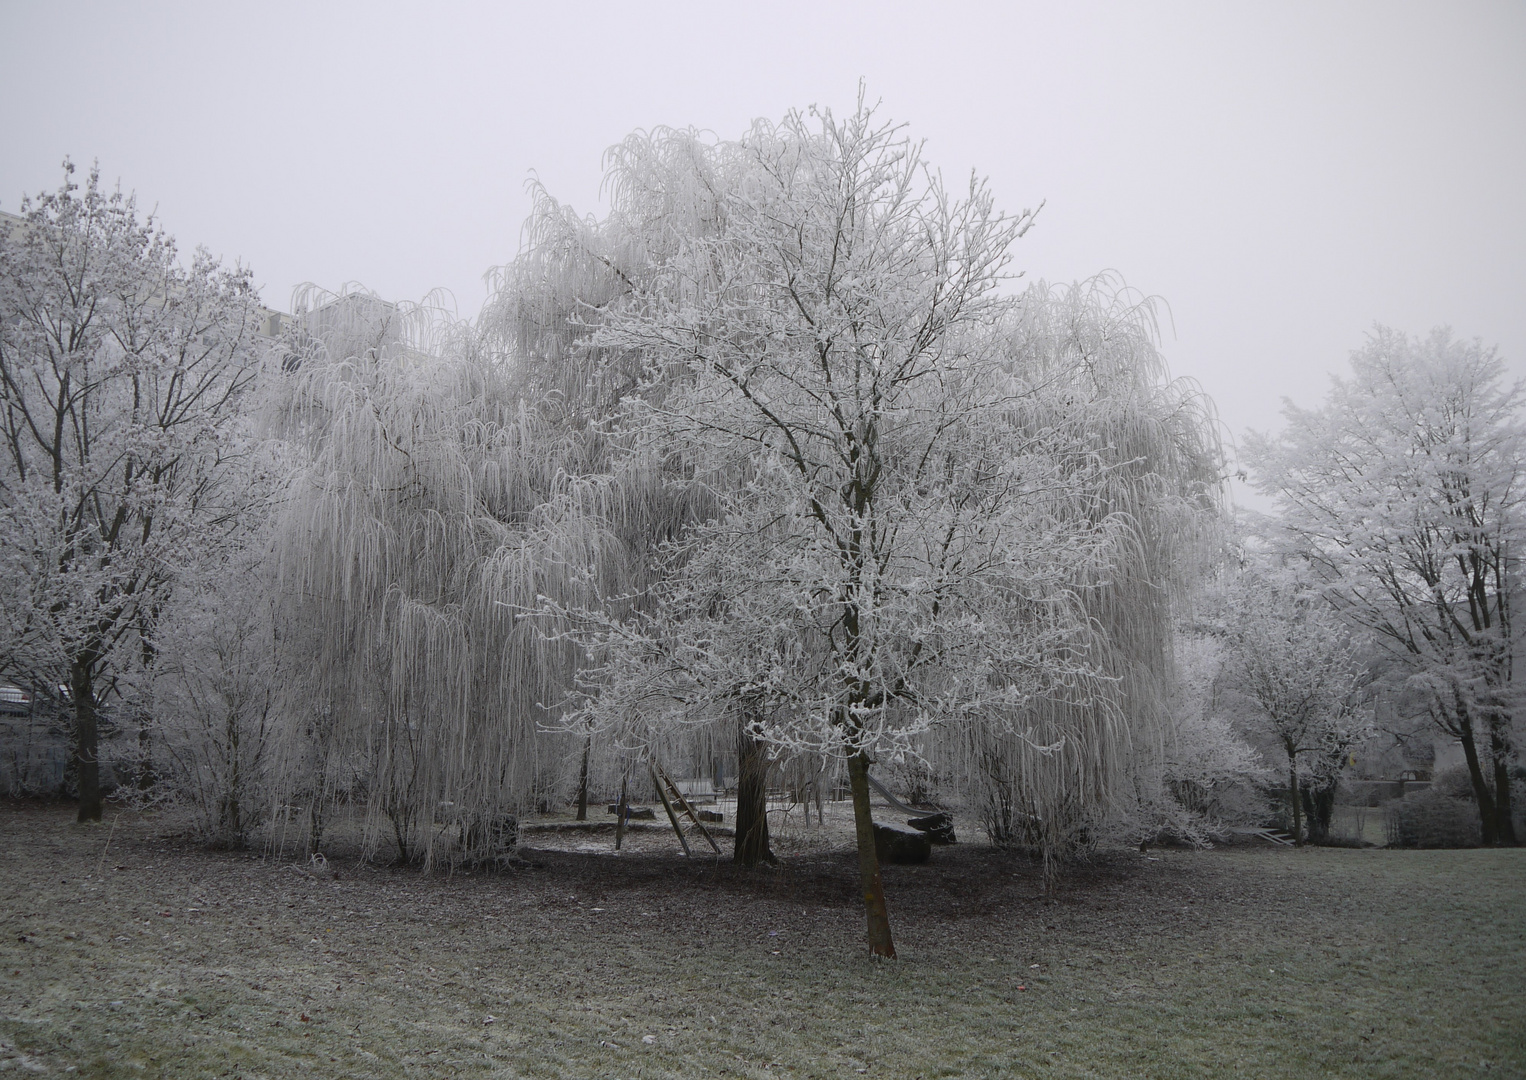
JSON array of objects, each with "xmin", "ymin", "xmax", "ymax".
[
  {"xmin": 1385, "ymin": 788, "xmax": 1481, "ymax": 848},
  {"xmin": 1432, "ymin": 765, "xmax": 1476, "ymax": 800}
]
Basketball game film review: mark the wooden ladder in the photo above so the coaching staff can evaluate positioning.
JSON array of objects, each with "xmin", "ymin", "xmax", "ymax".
[{"xmin": 649, "ymin": 761, "xmax": 722, "ymax": 856}]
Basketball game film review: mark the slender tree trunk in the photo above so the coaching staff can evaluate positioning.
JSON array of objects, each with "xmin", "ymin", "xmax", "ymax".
[
  {"xmin": 1286, "ymin": 748, "xmax": 1303, "ymax": 847},
  {"xmin": 734, "ymin": 715, "xmax": 774, "ymax": 866},
  {"xmin": 136, "ymin": 715, "xmax": 155, "ymax": 791},
  {"xmin": 137, "ymin": 621, "xmax": 158, "ymax": 791},
  {"xmin": 1457, "ymin": 721, "xmax": 1500, "ymax": 846},
  {"xmin": 71, "ymin": 657, "xmax": 101, "ymax": 823},
  {"xmin": 222, "ymin": 704, "xmax": 243, "ymax": 846},
  {"xmin": 305, "ymin": 707, "xmax": 333, "ymax": 855},
  {"xmin": 391, "ymin": 808, "xmax": 411, "ymax": 865},
  {"xmin": 307, "ymin": 801, "xmax": 325, "ymax": 855},
  {"xmin": 575, "ymin": 734, "xmax": 591, "ymax": 821},
  {"xmin": 614, "ymin": 774, "xmax": 629, "ymax": 851},
  {"xmin": 1489, "ymin": 733, "xmax": 1517, "ymax": 845},
  {"xmin": 846, "ymin": 750, "xmax": 896, "ymax": 958}
]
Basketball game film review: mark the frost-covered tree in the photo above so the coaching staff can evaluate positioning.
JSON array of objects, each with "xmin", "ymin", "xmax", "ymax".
[
  {"xmin": 138, "ymin": 426, "xmax": 291, "ymax": 846},
  {"xmin": 1246, "ymin": 328, "xmax": 1523, "ymax": 844},
  {"xmin": 266, "ymin": 286, "xmax": 645, "ymax": 864},
  {"xmin": 0, "ymin": 162, "xmax": 264, "ymax": 821},
  {"xmin": 150, "ymin": 555, "xmax": 280, "ymax": 846},
  {"xmin": 540, "ymin": 105, "xmax": 1203, "ymax": 957},
  {"xmin": 1149, "ymin": 627, "xmax": 1269, "ymax": 842},
  {"xmin": 1223, "ymin": 575, "xmax": 1371, "ymax": 844},
  {"xmin": 960, "ymin": 276, "xmax": 1225, "ymax": 858},
  {"xmin": 231, "ymin": 100, "xmax": 1219, "ymax": 942}
]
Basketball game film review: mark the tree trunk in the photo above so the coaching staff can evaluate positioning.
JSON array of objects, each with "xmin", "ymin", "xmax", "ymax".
[
  {"xmin": 1490, "ymin": 735, "xmax": 1517, "ymax": 845},
  {"xmin": 136, "ymin": 713, "xmax": 156, "ymax": 791},
  {"xmin": 221, "ymin": 702, "xmax": 243, "ymax": 846},
  {"xmin": 71, "ymin": 658, "xmax": 102, "ymax": 823},
  {"xmin": 846, "ymin": 750, "xmax": 896, "ymax": 958},
  {"xmin": 614, "ymin": 775, "xmax": 629, "ymax": 851},
  {"xmin": 306, "ymin": 801, "xmax": 324, "ymax": 855},
  {"xmin": 390, "ymin": 808, "xmax": 411, "ymax": 865},
  {"xmin": 734, "ymin": 716, "xmax": 775, "ymax": 866},
  {"xmin": 1286, "ymin": 749, "xmax": 1303, "ymax": 847},
  {"xmin": 136, "ymin": 621, "xmax": 158, "ymax": 791},
  {"xmin": 1301, "ymin": 782, "xmax": 1336, "ymax": 843},
  {"xmin": 575, "ymin": 734, "xmax": 591, "ymax": 821},
  {"xmin": 1457, "ymin": 721, "xmax": 1500, "ymax": 846}
]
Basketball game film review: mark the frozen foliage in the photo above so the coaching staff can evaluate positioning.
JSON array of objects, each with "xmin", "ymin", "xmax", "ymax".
[
  {"xmin": 1247, "ymin": 328, "xmax": 1524, "ymax": 844},
  {"xmin": 0, "ymin": 162, "xmax": 265, "ymax": 820},
  {"xmin": 956, "ymin": 276, "xmax": 1225, "ymax": 859},
  {"xmin": 526, "ymin": 105, "xmax": 1111, "ymax": 951},
  {"xmin": 1156, "ymin": 629, "xmax": 1270, "ymax": 838},
  {"xmin": 512, "ymin": 105, "xmax": 1223, "ymax": 942},
  {"xmin": 2, "ymin": 104, "xmax": 1252, "ymax": 945},
  {"xmin": 146, "ymin": 558, "xmax": 281, "ymax": 846},
  {"xmin": 265, "ymin": 287, "xmax": 618, "ymax": 865},
  {"xmin": 1222, "ymin": 573, "xmax": 1373, "ymax": 844}
]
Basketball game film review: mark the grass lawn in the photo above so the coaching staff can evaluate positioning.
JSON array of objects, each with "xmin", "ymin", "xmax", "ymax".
[{"xmin": 1, "ymin": 801, "xmax": 1521, "ymax": 1079}]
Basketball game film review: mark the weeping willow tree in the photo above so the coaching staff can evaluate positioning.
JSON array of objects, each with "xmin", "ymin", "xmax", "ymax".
[
  {"xmin": 937, "ymin": 274, "xmax": 1225, "ymax": 861},
  {"xmin": 267, "ymin": 150, "xmax": 727, "ymax": 861},
  {"xmin": 265, "ymin": 284, "xmax": 649, "ymax": 865},
  {"xmin": 480, "ymin": 128, "xmax": 786, "ymax": 863}
]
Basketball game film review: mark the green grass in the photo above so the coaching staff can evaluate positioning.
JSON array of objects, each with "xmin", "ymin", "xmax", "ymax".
[{"xmin": 1, "ymin": 804, "xmax": 1522, "ymax": 1078}]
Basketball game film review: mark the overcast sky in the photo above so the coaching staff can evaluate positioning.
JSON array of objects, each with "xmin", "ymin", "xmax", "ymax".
[{"xmin": 3, "ymin": 1, "xmax": 1522, "ymax": 485}]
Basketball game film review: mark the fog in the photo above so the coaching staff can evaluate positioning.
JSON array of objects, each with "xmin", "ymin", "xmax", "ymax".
[{"xmin": 3, "ymin": 0, "xmax": 1522, "ymax": 479}]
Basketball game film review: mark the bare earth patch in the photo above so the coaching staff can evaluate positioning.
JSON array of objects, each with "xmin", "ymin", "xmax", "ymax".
[{"xmin": 1, "ymin": 802, "xmax": 1522, "ymax": 1079}]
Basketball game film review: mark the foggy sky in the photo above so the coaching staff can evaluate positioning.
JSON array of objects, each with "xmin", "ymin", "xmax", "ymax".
[{"xmin": 2, "ymin": 1, "xmax": 1522, "ymax": 486}]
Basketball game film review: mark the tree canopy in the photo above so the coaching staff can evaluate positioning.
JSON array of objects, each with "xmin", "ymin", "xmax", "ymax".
[
  {"xmin": 519, "ymin": 105, "xmax": 1224, "ymax": 951},
  {"xmin": 0, "ymin": 161, "xmax": 264, "ymax": 820},
  {"xmin": 1246, "ymin": 326, "xmax": 1523, "ymax": 844}
]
